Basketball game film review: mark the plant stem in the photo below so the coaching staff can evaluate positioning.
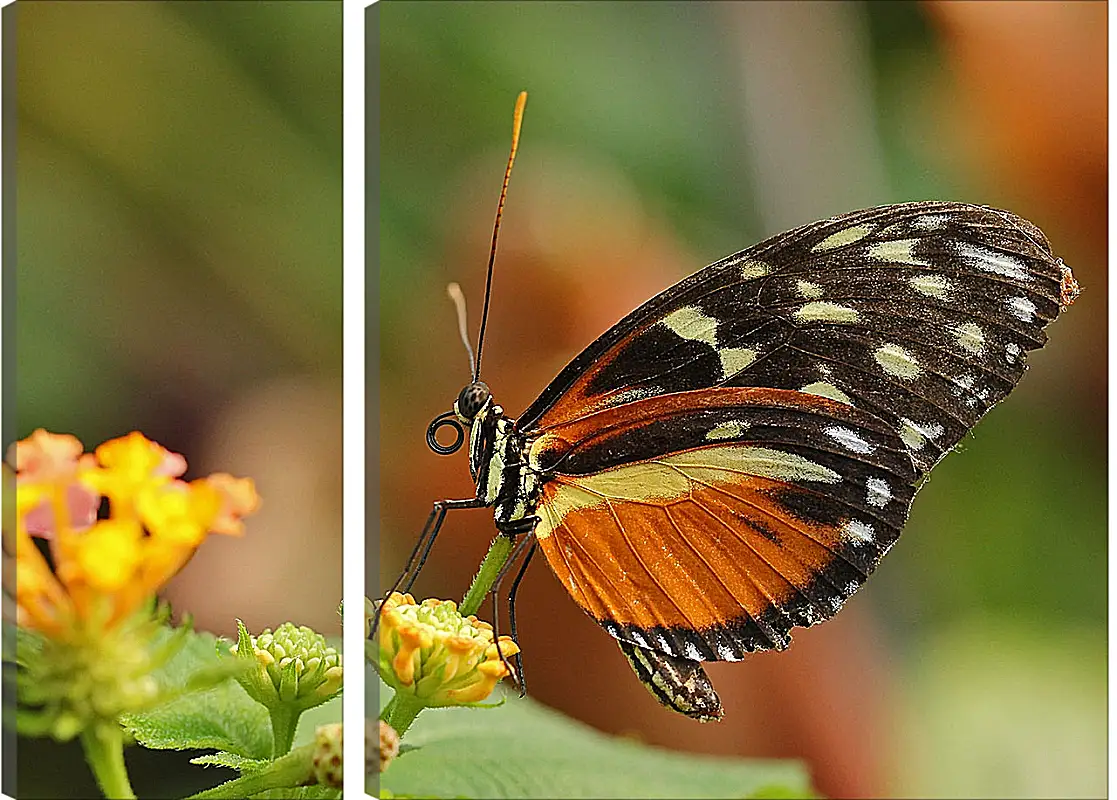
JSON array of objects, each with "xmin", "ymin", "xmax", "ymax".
[
  {"xmin": 459, "ymin": 534, "xmax": 514, "ymax": 617},
  {"xmin": 80, "ymin": 722, "xmax": 136, "ymax": 800},
  {"xmin": 379, "ymin": 694, "xmax": 397, "ymax": 724},
  {"xmin": 269, "ymin": 705, "xmax": 300, "ymax": 758},
  {"xmin": 381, "ymin": 691, "xmax": 426, "ymax": 738}
]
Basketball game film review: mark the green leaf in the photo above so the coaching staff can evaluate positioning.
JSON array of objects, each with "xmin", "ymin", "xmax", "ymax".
[
  {"xmin": 122, "ymin": 627, "xmax": 272, "ymax": 759},
  {"xmin": 376, "ymin": 682, "xmax": 813, "ymax": 799},
  {"xmin": 185, "ymin": 741, "xmax": 319, "ymax": 799},
  {"xmin": 745, "ymin": 784, "xmax": 822, "ymax": 799},
  {"xmin": 11, "ymin": 623, "xmax": 45, "ymax": 666},
  {"xmin": 191, "ymin": 752, "xmax": 269, "ymax": 772},
  {"xmin": 249, "ymin": 788, "xmax": 340, "ymax": 799}
]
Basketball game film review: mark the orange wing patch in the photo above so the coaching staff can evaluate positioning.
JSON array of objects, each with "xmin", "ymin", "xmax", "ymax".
[{"xmin": 535, "ymin": 445, "xmax": 895, "ymax": 661}]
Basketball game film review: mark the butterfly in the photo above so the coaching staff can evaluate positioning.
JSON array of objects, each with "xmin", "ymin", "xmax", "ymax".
[{"xmin": 388, "ymin": 92, "xmax": 1080, "ymax": 721}]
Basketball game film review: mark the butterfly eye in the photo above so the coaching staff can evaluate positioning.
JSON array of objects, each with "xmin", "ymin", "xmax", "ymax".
[{"xmin": 455, "ymin": 381, "xmax": 491, "ymax": 422}]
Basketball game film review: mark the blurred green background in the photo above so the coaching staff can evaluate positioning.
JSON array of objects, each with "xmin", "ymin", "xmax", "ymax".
[
  {"xmin": 14, "ymin": 2, "xmax": 341, "ymax": 797},
  {"xmin": 376, "ymin": 2, "xmax": 1105, "ymax": 798}
]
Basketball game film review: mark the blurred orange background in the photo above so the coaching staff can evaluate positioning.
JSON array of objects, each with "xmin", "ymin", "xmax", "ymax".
[{"xmin": 376, "ymin": 2, "xmax": 1106, "ymax": 798}]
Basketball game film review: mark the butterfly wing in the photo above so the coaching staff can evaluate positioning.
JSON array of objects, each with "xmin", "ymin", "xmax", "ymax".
[
  {"xmin": 511, "ymin": 202, "xmax": 1075, "ymax": 714},
  {"xmin": 616, "ymin": 637, "xmax": 723, "ymax": 722},
  {"xmin": 518, "ymin": 201, "xmax": 1076, "ymax": 475},
  {"xmin": 529, "ymin": 387, "xmax": 917, "ymax": 662}
]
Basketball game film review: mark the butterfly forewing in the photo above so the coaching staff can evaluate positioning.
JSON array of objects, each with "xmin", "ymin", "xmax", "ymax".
[{"xmin": 517, "ymin": 202, "xmax": 1071, "ymax": 476}]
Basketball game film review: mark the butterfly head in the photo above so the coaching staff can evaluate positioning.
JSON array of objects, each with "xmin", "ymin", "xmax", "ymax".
[
  {"xmin": 425, "ymin": 381, "xmax": 495, "ymax": 457},
  {"xmin": 454, "ymin": 381, "xmax": 492, "ymax": 424}
]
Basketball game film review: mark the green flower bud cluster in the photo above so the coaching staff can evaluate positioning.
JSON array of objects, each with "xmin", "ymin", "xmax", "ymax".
[
  {"xmin": 232, "ymin": 620, "xmax": 343, "ymax": 711},
  {"xmin": 17, "ymin": 612, "xmax": 169, "ymax": 741}
]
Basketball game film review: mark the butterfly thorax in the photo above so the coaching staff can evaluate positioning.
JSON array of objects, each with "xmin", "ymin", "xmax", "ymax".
[{"xmin": 455, "ymin": 384, "xmax": 543, "ymax": 527}]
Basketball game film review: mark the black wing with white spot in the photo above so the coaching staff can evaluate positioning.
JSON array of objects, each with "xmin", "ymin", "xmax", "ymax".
[{"xmin": 517, "ymin": 201, "xmax": 1076, "ymax": 475}]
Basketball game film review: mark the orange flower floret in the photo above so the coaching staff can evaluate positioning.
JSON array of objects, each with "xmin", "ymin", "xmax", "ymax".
[
  {"xmin": 6, "ymin": 430, "xmax": 260, "ymax": 640},
  {"xmin": 375, "ymin": 592, "xmax": 519, "ymax": 708},
  {"xmin": 77, "ymin": 432, "xmax": 184, "ymax": 517},
  {"xmin": 7, "ymin": 430, "xmax": 83, "ymax": 482},
  {"xmin": 64, "ymin": 518, "xmax": 144, "ymax": 593},
  {"xmin": 136, "ymin": 479, "xmax": 222, "ymax": 547},
  {"xmin": 9, "ymin": 431, "xmax": 97, "ymax": 538},
  {"xmin": 203, "ymin": 473, "xmax": 261, "ymax": 536}
]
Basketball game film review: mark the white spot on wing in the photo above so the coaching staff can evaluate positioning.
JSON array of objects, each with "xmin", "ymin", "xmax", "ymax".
[
  {"xmin": 718, "ymin": 346, "xmax": 758, "ymax": 377},
  {"xmin": 800, "ymin": 381, "xmax": 853, "ymax": 406},
  {"xmin": 909, "ymin": 273, "xmax": 951, "ymax": 299},
  {"xmin": 793, "ymin": 301, "xmax": 860, "ymax": 324},
  {"xmin": 866, "ymin": 477, "xmax": 892, "ymax": 508},
  {"xmin": 796, "ymin": 280, "xmax": 824, "ymax": 299},
  {"xmin": 682, "ymin": 640, "xmax": 703, "ymax": 660},
  {"xmin": 662, "ymin": 306, "xmax": 718, "ymax": 347},
  {"xmin": 953, "ymin": 373, "xmax": 976, "ymax": 392},
  {"xmin": 825, "ymin": 426, "xmax": 875, "ymax": 454},
  {"xmin": 912, "ymin": 214, "xmax": 946, "ymax": 230},
  {"xmin": 706, "ymin": 421, "xmax": 748, "ymax": 441},
  {"xmin": 958, "ymin": 243, "xmax": 1032, "ymax": 282},
  {"xmin": 812, "ymin": 224, "xmax": 875, "ymax": 252},
  {"xmin": 722, "ymin": 255, "xmax": 769, "ymax": 280},
  {"xmin": 630, "ymin": 630, "xmax": 649, "ymax": 648},
  {"xmin": 716, "ymin": 642, "xmax": 738, "ymax": 660},
  {"xmin": 954, "ymin": 322, "xmax": 986, "ymax": 355},
  {"xmin": 874, "ymin": 343, "xmax": 922, "ymax": 379},
  {"xmin": 899, "ymin": 420, "xmax": 925, "ymax": 450},
  {"xmin": 843, "ymin": 519, "xmax": 875, "ymax": 544},
  {"xmin": 899, "ymin": 417, "xmax": 944, "ymax": 451},
  {"xmin": 867, "ymin": 238, "xmax": 928, "ymax": 266},
  {"xmin": 738, "ymin": 260, "xmax": 770, "ymax": 280},
  {"xmin": 1007, "ymin": 296, "xmax": 1037, "ymax": 322},
  {"xmin": 1005, "ymin": 342, "xmax": 1022, "ymax": 363}
]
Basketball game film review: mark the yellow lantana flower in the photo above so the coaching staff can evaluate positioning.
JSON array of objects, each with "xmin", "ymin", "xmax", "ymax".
[
  {"xmin": 376, "ymin": 592, "xmax": 519, "ymax": 707},
  {"xmin": 6, "ymin": 429, "xmax": 261, "ymax": 749},
  {"xmin": 8, "ymin": 429, "xmax": 260, "ymax": 640}
]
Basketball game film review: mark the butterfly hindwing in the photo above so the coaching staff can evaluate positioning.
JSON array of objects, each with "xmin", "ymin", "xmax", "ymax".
[
  {"xmin": 617, "ymin": 638, "xmax": 723, "ymax": 722},
  {"xmin": 531, "ymin": 387, "xmax": 917, "ymax": 661}
]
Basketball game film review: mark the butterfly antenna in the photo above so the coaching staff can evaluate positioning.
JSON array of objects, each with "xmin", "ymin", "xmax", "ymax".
[
  {"xmin": 473, "ymin": 90, "xmax": 527, "ymax": 382},
  {"xmin": 446, "ymin": 283, "xmax": 476, "ymax": 378}
]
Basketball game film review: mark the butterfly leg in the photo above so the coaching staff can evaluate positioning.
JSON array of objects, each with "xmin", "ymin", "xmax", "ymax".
[
  {"xmin": 371, "ymin": 497, "xmax": 486, "ymax": 641},
  {"xmin": 505, "ymin": 538, "xmax": 538, "ymax": 697},
  {"xmin": 487, "ymin": 516, "xmax": 540, "ymax": 694}
]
